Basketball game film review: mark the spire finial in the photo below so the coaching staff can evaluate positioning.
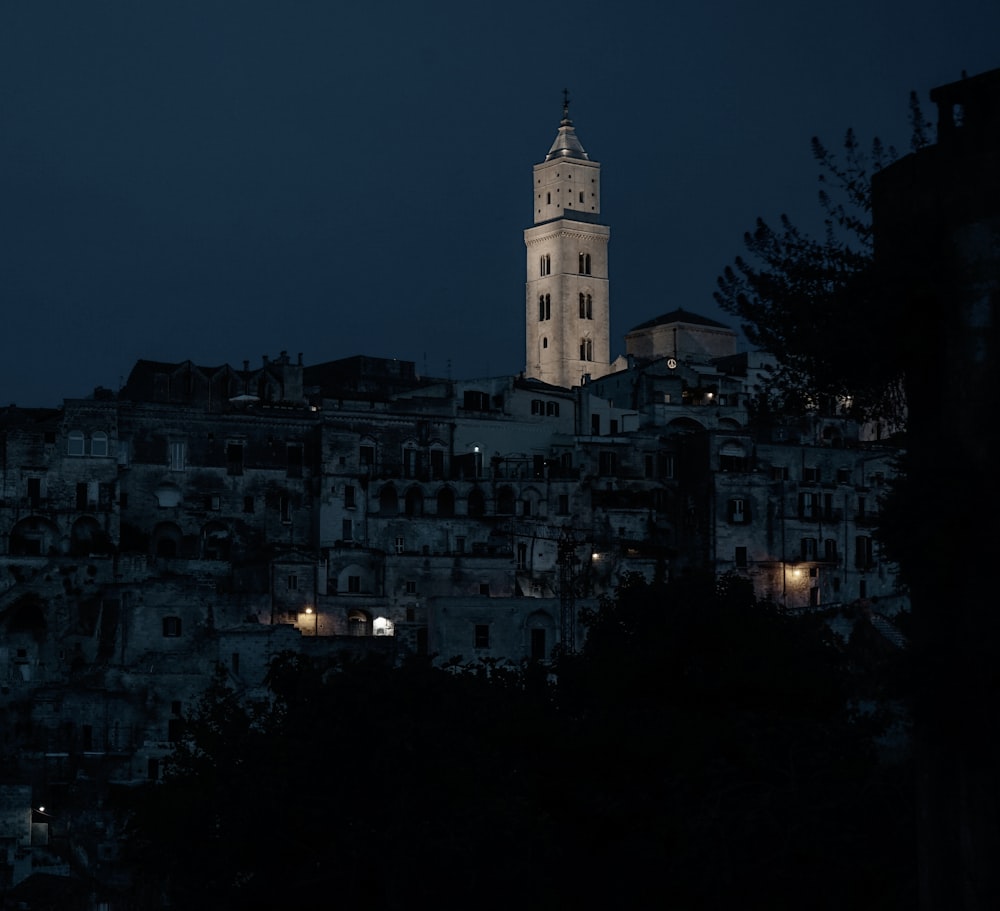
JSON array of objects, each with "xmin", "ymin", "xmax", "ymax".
[{"xmin": 562, "ymin": 88, "xmax": 571, "ymax": 123}]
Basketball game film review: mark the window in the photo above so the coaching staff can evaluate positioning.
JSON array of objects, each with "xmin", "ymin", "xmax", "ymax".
[
  {"xmin": 546, "ymin": 401, "xmax": 559, "ymax": 416},
  {"xmin": 579, "ymin": 252, "xmax": 592, "ymax": 274},
  {"xmin": 735, "ymin": 546, "xmax": 748, "ymax": 568},
  {"xmin": 170, "ymin": 441, "xmax": 186, "ymax": 472},
  {"xmin": 226, "ymin": 442, "xmax": 243, "ymax": 476},
  {"xmin": 243, "ymin": 495, "xmax": 254, "ymax": 513},
  {"xmin": 430, "ymin": 448, "xmax": 445, "ymax": 479},
  {"xmin": 598, "ymin": 451, "xmax": 617, "ymax": 476},
  {"xmin": 395, "ymin": 536, "xmax": 405, "ymax": 554},
  {"xmin": 609, "ymin": 419, "xmax": 618, "ymax": 435},
  {"xmin": 360, "ymin": 444, "xmax": 375, "ymax": 468},
  {"xmin": 456, "ymin": 536, "xmax": 466, "ymax": 554},
  {"xmin": 517, "ymin": 542, "xmax": 527, "ymax": 569},
  {"xmin": 824, "ymin": 539, "xmax": 838, "ymax": 560},
  {"xmin": 162, "ymin": 616, "xmax": 182, "ymax": 637},
  {"xmin": 405, "ymin": 579, "xmax": 417, "ymax": 594},
  {"xmin": 27, "ymin": 477, "xmax": 41, "ymax": 507},
  {"xmin": 205, "ymin": 494, "xmax": 221, "ymax": 511},
  {"xmin": 801, "ymin": 537, "xmax": 817, "ymax": 560},
  {"xmin": 728, "ymin": 498, "xmax": 748, "ymax": 524},
  {"xmin": 287, "ymin": 444, "xmax": 303, "ymax": 478},
  {"xmin": 531, "ymin": 628, "xmax": 547, "ymax": 660},
  {"xmin": 280, "ymin": 495, "xmax": 291, "ymax": 523},
  {"xmin": 68, "ymin": 430, "xmax": 85, "ymax": 456},
  {"xmin": 348, "ymin": 575, "xmax": 361, "ymax": 593},
  {"xmin": 660, "ymin": 453, "xmax": 675, "ymax": 479},
  {"xmin": 342, "ymin": 518, "xmax": 353, "ymax": 541},
  {"xmin": 798, "ymin": 492, "xmax": 816, "ymax": 519},
  {"xmin": 580, "ymin": 338, "xmax": 593, "ymax": 361},
  {"xmin": 591, "ymin": 414, "xmax": 600, "ymax": 435},
  {"xmin": 557, "ymin": 494, "xmax": 570, "ymax": 515},
  {"xmin": 475, "ymin": 624, "xmax": 490, "ymax": 648},
  {"xmin": 771, "ymin": 465, "xmax": 789, "ymax": 481},
  {"xmin": 855, "ymin": 535, "xmax": 874, "ymax": 569},
  {"xmin": 837, "ymin": 467, "xmax": 851, "ymax": 484},
  {"xmin": 287, "ymin": 574, "xmax": 298, "ymax": 591},
  {"xmin": 542, "ymin": 337, "xmax": 548, "ymax": 348},
  {"xmin": 538, "ymin": 293, "xmax": 551, "ymax": 321},
  {"xmin": 803, "ymin": 466, "xmax": 820, "ymax": 483},
  {"xmin": 531, "ymin": 399, "xmax": 543, "ymax": 415},
  {"xmin": 578, "ymin": 293, "xmax": 593, "ymax": 319},
  {"xmin": 540, "ymin": 253, "xmax": 551, "ymax": 276},
  {"xmin": 91, "ymin": 431, "xmax": 108, "ymax": 457}
]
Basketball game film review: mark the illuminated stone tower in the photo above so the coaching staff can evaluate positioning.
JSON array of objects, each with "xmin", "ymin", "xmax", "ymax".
[{"xmin": 524, "ymin": 94, "xmax": 610, "ymax": 388}]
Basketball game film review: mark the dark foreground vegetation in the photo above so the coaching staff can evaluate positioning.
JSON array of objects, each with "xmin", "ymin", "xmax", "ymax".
[{"xmin": 122, "ymin": 572, "xmax": 914, "ymax": 910}]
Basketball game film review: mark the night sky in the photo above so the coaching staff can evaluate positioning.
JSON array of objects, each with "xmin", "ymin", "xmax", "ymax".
[{"xmin": 2, "ymin": 1, "xmax": 997, "ymax": 407}]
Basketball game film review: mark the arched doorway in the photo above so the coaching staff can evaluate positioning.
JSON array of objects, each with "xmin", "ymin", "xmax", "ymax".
[
  {"xmin": 9, "ymin": 516, "xmax": 60, "ymax": 556},
  {"xmin": 70, "ymin": 516, "xmax": 111, "ymax": 556}
]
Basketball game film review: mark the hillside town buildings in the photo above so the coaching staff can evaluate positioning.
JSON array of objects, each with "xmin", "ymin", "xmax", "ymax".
[{"xmin": 0, "ymin": 95, "xmax": 917, "ymax": 901}]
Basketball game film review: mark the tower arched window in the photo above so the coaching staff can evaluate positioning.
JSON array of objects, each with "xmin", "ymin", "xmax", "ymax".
[
  {"xmin": 578, "ymin": 293, "xmax": 592, "ymax": 319},
  {"xmin": 579, "ymin": 253, "xmax": 591, "ymax": 275},
  {"xmin": 542, "ymin": 338, "xmax": 548, "ymax": 349},
  {"xmin": 580, "ymin": 338, "xmax": 593, "ymax": 361},
  {"xmin": 538, "ymin": 294, "xmax": 550, "ymax": 321},
  {"xmin": 540, "ymin": 254, "xmax": 551, "ymax": 276}
]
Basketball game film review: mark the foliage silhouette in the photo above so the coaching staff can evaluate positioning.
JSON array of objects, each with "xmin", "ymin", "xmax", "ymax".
[{"xmin": 123, "ymin": 574, "xmax": 913, "ymax": 909}]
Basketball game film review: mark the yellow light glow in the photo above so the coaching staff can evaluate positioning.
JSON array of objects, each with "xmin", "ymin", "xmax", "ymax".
[{"xmin": 305, "ymin": 607, "xmax": 313, "ymax": 614}]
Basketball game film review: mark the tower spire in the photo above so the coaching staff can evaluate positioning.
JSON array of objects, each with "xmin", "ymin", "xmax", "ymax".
[{"xmin": 546, "ymin": 90, "xmax": 588, "ymax": 161}]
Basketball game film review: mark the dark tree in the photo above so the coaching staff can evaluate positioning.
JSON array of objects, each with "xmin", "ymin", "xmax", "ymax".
[{"xmin": 714, "ymin": 130, "xmax": 907, "ymax": 423}]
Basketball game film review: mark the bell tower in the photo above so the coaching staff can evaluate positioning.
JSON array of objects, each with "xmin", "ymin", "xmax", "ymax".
[{"xmin": 524, "ymin": 92, "xmax": 610, "ymax": 388}]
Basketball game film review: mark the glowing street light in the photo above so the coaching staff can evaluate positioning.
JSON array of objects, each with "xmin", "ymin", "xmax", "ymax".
[{"xmin": 305, "ymin": 606, "xmax": 318, "ymax": 636}]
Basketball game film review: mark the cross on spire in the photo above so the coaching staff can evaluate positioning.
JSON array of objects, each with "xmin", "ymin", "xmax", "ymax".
[{"xmin": 562, "ymin": 88, "xmax": 571, "ymax": 122}]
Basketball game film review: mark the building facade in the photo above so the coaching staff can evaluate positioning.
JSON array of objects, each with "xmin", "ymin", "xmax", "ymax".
[{"xmin": 0, "ymin": 95, "xmax": 917, "ymax": 899}]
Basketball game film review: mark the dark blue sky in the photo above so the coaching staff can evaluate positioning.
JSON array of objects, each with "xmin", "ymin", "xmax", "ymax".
[{"xmin": 2, "ymin": 1, "xmax": 998, "ymax": 407}]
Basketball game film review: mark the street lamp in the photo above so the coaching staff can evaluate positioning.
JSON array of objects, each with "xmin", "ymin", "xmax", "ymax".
[{"xmin": 305, "ymin": 606, "xmax": 318, "ymax": 636}]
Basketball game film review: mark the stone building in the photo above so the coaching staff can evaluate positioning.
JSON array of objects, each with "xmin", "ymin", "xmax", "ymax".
[{"xmin": 0, "ymin": 93, "xmax": 918, "ymax": 898}]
